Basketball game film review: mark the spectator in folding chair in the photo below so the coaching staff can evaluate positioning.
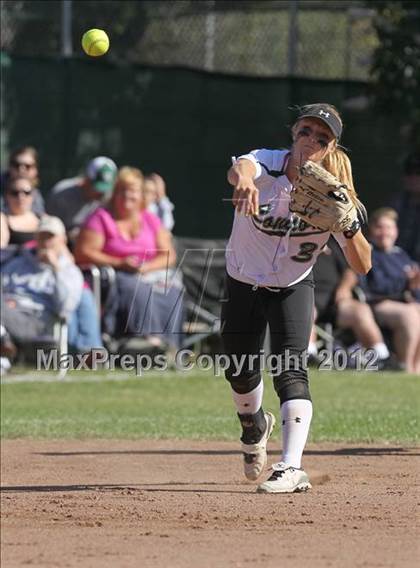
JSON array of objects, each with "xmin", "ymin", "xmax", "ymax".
[
  {"xmin": 358, "ymin": 208, "xmax": 420, "ymax": 373},
  {"xmin": 309, "ymin": 238, "xmax": 397, "ymax": 369},
  {"xmin": 0, "ymin": 177, "xmax": 41, "ymax": 248},
  {"xmin": 1, "ymin": 216, "xmax": 102, "ymax": 362},
  {"xmin": 74, "ymin": 166, "xmax": 184, "ymax": 352},
  {"xmin": 0, "ymin": 146, "xmax": 45, "ymax": 216}
]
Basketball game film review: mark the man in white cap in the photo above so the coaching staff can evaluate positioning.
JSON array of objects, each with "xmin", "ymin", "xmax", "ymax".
[
  {"xmin": 0, "ymin": 216, "xmax": 102, "ymax": 357},
  {"xmin": 46, "ymin": 156, "xmax": 117, "ymax": 242}
]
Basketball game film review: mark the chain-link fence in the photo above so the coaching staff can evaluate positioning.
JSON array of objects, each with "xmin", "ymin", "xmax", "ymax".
[{"xmin": 1, "ymin": 0, "xmax": 378, "ymax": 80}]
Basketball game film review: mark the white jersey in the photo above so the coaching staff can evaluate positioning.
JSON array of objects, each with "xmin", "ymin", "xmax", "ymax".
[{"xmin": 226, "ymin": 148, "xmax": 347, "ymax": 288}]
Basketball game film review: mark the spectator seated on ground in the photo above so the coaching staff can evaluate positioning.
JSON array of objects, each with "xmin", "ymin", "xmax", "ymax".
[
  {"xmin": 46, "ymin": 156, "xmax": 117, "ymax": 246},
  {"xmin": 1, "ymin": 216, "xmax": 102, "ymax": 363},
  {"xmin": 0, "ymin": 145, "xmax": 45, "ymax": 216},
  {"xmin": 388, "ymin": 152, "xmax": 420, "ymax": 262},
  {"xmin": 74, "ymin": 166, "xmax": 184, "ymax": 352},
  {"xmin": 0, "ymin": 177, "xmax": 41, "ymax": 248},
  {"xmin": 143, "ymin": 172, "xmax": 175, "ymax": 231},
  {"xmin": 358, "ymin": 208, "xmax": 420, "ymax": 373},
  {"xmin": 310, "ymin": 238, "xmax": 398, "ymax": 370}
]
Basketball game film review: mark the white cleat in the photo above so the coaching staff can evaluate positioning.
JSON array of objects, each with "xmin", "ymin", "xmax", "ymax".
[
  {"xmin": 241, "ymin": 412, "xmax": 276, "ymax": 481},
  {"xmin": 257, "ymin": 462, "xmax": 312, "ymax": 493}
]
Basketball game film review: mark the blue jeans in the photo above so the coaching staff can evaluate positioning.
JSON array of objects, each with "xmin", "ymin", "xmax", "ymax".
[{"xmin": 68, "ymin": 288, "xmax": 103, "ymax": 352}]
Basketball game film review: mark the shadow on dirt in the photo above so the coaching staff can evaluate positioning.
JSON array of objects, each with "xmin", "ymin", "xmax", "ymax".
[
  {"xmin": 0, "ymin": 483, "xmax": 255, "ymax": 494},
  {"xmin": 34, "ymin": 447, "xmax": 419, "ymax": 457}
]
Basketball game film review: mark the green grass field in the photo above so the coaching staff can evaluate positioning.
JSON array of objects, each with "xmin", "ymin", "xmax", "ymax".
[{"xmin": 1, "ymin": 369, "xmax": 419, "ymax": 443}]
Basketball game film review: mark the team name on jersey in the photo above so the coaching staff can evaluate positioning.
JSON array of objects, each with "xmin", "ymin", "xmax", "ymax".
[{"xmin": 251, "ymin": 203, "xmax": 327, "ymax": 237}]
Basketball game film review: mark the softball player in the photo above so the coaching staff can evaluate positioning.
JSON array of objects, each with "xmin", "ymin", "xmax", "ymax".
[{"xmin": 223, "ymin": 103, "xmax": 371, "ymax": 493}]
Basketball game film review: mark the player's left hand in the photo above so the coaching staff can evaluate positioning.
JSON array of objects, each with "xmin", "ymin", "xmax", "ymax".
[{"xmin": 290, "ymin": 160, "xmax": 367, "ymax": 232}]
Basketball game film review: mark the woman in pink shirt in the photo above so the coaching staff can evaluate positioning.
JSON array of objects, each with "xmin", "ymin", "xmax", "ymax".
[{"xmin": 75, "ymin": 167, "xmax": 183, "ymax": 348}]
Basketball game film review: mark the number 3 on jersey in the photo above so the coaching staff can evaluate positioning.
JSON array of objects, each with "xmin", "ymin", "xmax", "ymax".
[{"xmin": 291, "ymin": 242, "xmax": 318, "ymax": 263}]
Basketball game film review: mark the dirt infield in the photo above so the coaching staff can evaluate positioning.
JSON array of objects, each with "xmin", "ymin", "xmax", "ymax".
[{"xmin": 1, "ymin": 440, "xmax": 419, "ymax": 568}]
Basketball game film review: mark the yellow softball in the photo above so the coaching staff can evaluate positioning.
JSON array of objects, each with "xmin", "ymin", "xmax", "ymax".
[{"xmin": 81, "ymin": 29, "xmax": 109, "ymax": 57}]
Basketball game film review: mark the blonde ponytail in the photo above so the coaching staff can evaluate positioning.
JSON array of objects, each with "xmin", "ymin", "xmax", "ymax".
[
  {"xmin": 323, "ymin": 147, "xmax": 367, "ymax": 223},
  {"xmin": 322, "ymin": 146, "xmax": 358, "ymax": 196},
  {"xmin": 315, "ymin": 105, "xmax": 360, "ymax": 206}
]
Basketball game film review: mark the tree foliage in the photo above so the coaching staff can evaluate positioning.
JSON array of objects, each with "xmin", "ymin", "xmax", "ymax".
[{"xmin": 369, "ymin": 1, "xmax": 420, "ymax": 144}]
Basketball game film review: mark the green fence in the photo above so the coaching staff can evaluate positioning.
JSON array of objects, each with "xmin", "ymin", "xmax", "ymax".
[{"xmin": 2, "ymin": 55, "xmax": 405, "ymax": 237}]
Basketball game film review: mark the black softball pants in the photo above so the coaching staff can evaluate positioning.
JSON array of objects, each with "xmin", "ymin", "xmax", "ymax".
[{"xmin": 221, "ymin": 273, "xmax": 314, "ymax": 404}]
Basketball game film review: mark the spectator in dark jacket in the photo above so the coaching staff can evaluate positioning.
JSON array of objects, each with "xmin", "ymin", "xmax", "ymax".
[{"xmin": 359, "ymin": 208, "xmax": 420, "ymax": 373}]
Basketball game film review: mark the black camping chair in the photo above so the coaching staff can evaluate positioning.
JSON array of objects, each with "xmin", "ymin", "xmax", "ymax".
[{"xmin": 174, "ymin": 237, "xmax": 227, "ymax": 351}]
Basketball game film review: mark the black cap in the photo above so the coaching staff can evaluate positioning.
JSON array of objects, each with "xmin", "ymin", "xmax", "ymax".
[{"xmin": 298, "ymin": 104, "xmax": 343, "ymax": 140}]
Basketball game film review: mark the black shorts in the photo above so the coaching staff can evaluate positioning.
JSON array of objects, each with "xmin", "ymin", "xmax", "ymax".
[{"xmin": 221, "ymin": 273, "xmax": 314, "ymax": 402}]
